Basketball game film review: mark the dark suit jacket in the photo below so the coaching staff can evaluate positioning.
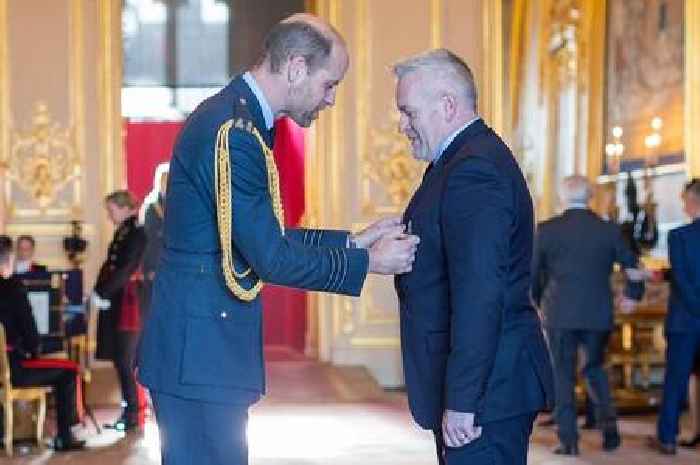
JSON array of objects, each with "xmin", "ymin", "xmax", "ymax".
[
  {"xmin": 95, "ymin": 215, "xmax": 147, "ymax": 360},
  {"xmin": 666, "ymin": 219, "xmax": 700, "ymax": 332},
  {"xmin": 0, "ymin": 276, "xmax": 40, "ymax": 361},
  {"xmin": 532, "ymin": 209, "xmax": 642, "ymax": 331},
  {"xmin": 142, "ymin": 197, "xmax": 165, "ymax": 279},
  {"xmin": 395, "ymin": 119, "xmax": 554, "ymax": 430},
  {"xmin": 138, "ymin": 75, "xmax": 369, "ymax": 406}
]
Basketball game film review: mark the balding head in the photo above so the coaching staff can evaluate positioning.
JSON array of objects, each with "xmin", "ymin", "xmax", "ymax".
[
  {"xmin": 251, "ymin": 13, "xmax": 349, "ymax": 128},
  {"xmin": 560, "ymin": 175, "xmax": 592, "ymax": 207},
  {"xmin": 259, "ymin": 13, "xmax": 346, "ymax": 75}
]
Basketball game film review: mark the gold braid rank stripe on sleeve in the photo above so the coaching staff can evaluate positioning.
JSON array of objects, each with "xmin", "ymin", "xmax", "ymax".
[{"xmin": 215, "ymin": 120, "xmax": 286, "ymax": 302}]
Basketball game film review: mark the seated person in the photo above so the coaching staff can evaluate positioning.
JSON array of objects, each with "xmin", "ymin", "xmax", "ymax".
[
  {"xmin": 13, "ymin": 235, "xmax": 47, "ymax": 275},
  {"xmin": 0, "ymin": 235, "xmax": 84, "ymax": 451}
]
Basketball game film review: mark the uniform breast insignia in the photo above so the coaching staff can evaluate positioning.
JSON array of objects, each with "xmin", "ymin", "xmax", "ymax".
[{"xmin": 234, "ymin": 118, "xmax": 253, "ymax": 133}]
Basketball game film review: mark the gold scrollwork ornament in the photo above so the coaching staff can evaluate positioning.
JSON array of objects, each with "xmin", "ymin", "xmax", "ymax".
[
  {"xmin": 8, "ymin": 102, "xmax": 80, "ymax": 209},
  {"xmin": 364, "ymin": 115, "xmax": 423, "ymax": 211}
]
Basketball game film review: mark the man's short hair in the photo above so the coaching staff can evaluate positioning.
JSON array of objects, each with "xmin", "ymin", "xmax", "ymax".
[
  {"xmin": 684, "ymin": 178, "xmax": 700, "ymax": 199},
  {"xmin": 0, "ymin": 235, "xmax": 12, "ymax": 265},
  {"xmin": 17, "ymin": 234, "xmax": 35, "ymax": 248},
  {"xmin": 105, "ymin": 190, "xmax": 137, "ymax": 210},
  {"xmin": 392, "ymin": 48, "xmax": 478, "ymax": 111},
  {"xmin": 561, "ymin": 175, "xmax": 592, "ymax": 205},
  {"xmin": 260, "ymin": 20, "xmax": 335, "ymax": 74}
]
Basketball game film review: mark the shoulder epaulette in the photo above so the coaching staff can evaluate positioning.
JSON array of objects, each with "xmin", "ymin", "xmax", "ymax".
[{"xmin": 231, "ymin": 97, "xmax": 255, "ymax": 133}]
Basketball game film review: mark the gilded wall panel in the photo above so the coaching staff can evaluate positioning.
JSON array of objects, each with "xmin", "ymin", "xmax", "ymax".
[{"xmin": 0, "ymin": 0, "xmax": 122, "ymax": 282}]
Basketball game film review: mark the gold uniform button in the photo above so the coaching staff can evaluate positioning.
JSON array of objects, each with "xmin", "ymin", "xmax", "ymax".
[{"xmin": 221, "ymin": 311, "xmax": 228, "ymax": 318}]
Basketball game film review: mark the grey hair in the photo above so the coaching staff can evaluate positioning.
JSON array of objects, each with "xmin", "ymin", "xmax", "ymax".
[
  {"xmin": 260, "ymin": 19, "xmax": 336, "ymax": 74},
  {"xmin": 393, "ymin": 48, "xmax": 477, "ymax": 111},
  {"xmin": 560, "ymin": 175, "xmax": 592, "ymax": 205}
]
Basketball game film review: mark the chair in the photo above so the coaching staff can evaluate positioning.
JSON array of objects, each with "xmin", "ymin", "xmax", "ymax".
[
  {"xmin": 0, "ymin": 323, "xmax": 48, "ymax": 457},
  {"xmin": 69, "ymin": 300, "xmax": 100, "ymax": 433}
]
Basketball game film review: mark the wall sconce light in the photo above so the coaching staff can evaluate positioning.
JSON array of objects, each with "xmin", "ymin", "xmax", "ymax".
[
  {"xmin": 644, "ymin": 116, "xmax": 663, "ymax": 166},
  {"xmin": 605, "ymin": 126, "xmax": 624, "ymax": 173}
]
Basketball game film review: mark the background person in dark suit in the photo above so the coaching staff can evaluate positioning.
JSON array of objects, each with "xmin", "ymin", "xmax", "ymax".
[
  {"xmin": 392, "ymin": 49, "xmax": 554, "ymax": 465},
  {"xmin": 13, "ymin": 235, "xmax": 47, "ymax": 275},
  {"xmin": 140, "ymin": 162, "xmax": 169, "ymax": 319},
  {"xmin": 93, "ymin": 190, "xmax": 147, "ymax": 432},
  {"xmin": 532, "ymin": 175, "xmax": 644, "ymax": 455},
  {"xmin": 649, "ymin": 178, "xmax": 700, "ymax": 454},
  {"xmin": 137, "ymin": 14, "xmax": 418, "ymax": 465},
  {"xmin": 0, "ymin": 236, "xmax": 84, "ymax": 451}
]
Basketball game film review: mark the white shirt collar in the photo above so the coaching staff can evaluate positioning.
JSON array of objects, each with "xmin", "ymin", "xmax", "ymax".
[
  {"xmin": 434, "ymin": 116, "xmax": 481, "ymax": 163},
  {"xmin": 565, "ymin": 203, "xmax": 589, "ymax": 210},
  {"xmin": 14, "ymin": 260, "xmax": 31, "ymax": 274},
  {"xmin": 242, "ymin": 72, "xmax": 274, "ymax": 130}
]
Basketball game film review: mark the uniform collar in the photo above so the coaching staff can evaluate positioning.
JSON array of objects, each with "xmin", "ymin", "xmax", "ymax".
[{"xmin": 242, "ymin": 72, "xmax": 274, "ymax": 131}]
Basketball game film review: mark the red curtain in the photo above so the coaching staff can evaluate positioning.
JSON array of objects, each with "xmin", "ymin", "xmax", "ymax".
[
  {"xmin": 125, "ymin": 118, "xmax": 308, "ymax": 354},
  {"xmin": 125, "ymin": 120, "xmax": 182, "ymax": 204},
  {"xmin": 262, "ymin": 117, "xmax": 307, "ymax": 353}
]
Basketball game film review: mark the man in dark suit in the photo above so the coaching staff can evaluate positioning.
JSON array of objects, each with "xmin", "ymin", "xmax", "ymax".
[
  {"xmin": 532, "ymin": 175, "xmax": 644, "ymax": 455},
  {"xmin": 137, "ymin": 14, "xmax": 418, "ymax": 465},
  {"xmin": 140, "ymin": 162, "xmax": 169, "ymax": 319},
  {"xmin": 392, "ymin": 49, "xmax": 554, "ymax": 465},
  {"xmin": 13, "ymin": 235, "xmax": 47, "ymax": 275},
  {"xmin": 0, "ymin": 236, "xmax": 84, "ymax": 451},
  {"xmin": 648, "ymin": 178, "xmax": 700, "ymax": 455}
]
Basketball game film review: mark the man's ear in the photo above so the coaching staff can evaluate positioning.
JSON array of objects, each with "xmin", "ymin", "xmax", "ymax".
[
  {"xmin": 286, "ymin": 55, "xmax": 308, "ymax": 85},
  {"xmin": 441, "ymin": 93, "xmax": 458, "ymax": 122}
]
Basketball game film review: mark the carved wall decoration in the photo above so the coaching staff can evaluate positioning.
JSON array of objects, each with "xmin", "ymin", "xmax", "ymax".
[
  {"xmin": 546, "ymin": 0, "xmax": 583, "ymax": 83},
  {"xmin": 362, "ymin": 115, "xmax": 423, "ymax": 216},
  {"xmin": 5, "ymin": 102, "xmax": 81, "ymax": 217}
]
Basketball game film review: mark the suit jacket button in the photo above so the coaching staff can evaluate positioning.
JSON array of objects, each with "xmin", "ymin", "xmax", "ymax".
[{"xmin": 221, "ymin": 311, "xmax": 228, "ymax": 318}]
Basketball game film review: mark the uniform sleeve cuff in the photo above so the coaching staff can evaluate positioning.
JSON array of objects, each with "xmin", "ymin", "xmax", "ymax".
[{"xmin": 341, "ymin": 248, "xmax": 369, "ymax": 296}]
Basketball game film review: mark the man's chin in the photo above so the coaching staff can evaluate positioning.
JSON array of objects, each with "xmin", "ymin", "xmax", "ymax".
[{"xmin": 290, "ymin": 114, "xmax": 315, "ymax": 128}]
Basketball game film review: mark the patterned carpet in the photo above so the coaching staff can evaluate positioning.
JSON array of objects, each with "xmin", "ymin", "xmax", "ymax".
[{"xmin": 0, "ymin": 358, "xmax": 698, "ymax": 464}]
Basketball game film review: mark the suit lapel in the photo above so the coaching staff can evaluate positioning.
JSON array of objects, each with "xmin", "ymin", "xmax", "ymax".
[
  {"xmin": 403, "ymin": 119, "xmax": 489, "ymax": 223},
  {"xmin": 403, "ymin": 162, "xmax": 442, "ymax": 223}
]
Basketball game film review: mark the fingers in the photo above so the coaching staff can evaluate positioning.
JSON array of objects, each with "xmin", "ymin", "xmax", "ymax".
[
  {"xmin": 442, "ymin": 411, "xmax": 482, "ymax": 449},
  {"xmin": 380, "ymin": 216, "xmax": 403, "ymax": 227},
  {"xmin": 442, "ymin": 421, "xmax": 460, "ymax": 448},
  {"xmin": 443, "ymin": 423, "xmax": 478, "ymax": 448},
  {"xmin": 381, "ymin": 225, "xmax": 407, "ymax": 240}
]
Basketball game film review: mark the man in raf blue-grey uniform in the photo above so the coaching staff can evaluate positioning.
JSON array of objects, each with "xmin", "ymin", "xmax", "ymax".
[{"xmin": 138, "ymin": 13, "xmax": 419, "ymax": 465}]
